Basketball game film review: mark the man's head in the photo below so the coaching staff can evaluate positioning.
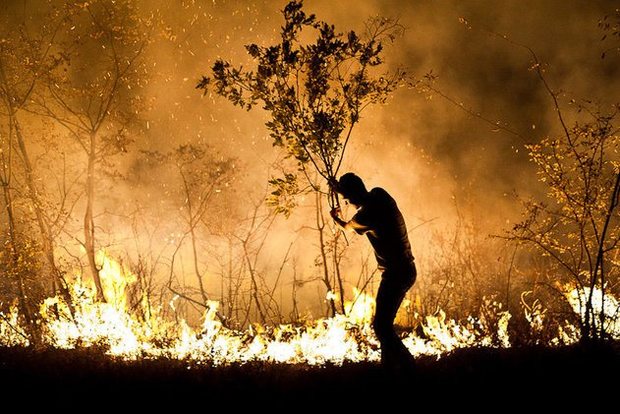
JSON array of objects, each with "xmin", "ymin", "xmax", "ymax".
[{"xmin": 334, "ymin": 172, "xmax": 368, "ymax": 207}]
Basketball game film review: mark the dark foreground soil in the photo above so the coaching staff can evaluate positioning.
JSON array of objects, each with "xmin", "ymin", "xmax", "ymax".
[{"xmin": 1, "ymin": 342, "xmax": 617, "ymax": 409}]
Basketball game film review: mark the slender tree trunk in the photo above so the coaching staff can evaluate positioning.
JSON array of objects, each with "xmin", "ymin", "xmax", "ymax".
[
  {"xmin": 242, "ymin": 240, "xmax": 267, "ymax": 324},
  {"xmin": 12, "ymin": 115, "xmax": 74, "ymax": 310},
  {"xmin": 290, "ymin": 262, "xmax": 299, "ymax": 322},
  {"xmin": 13, "ymin": 249, "xmax": 40, "ymax": 345},
  {"xmin": 1, "ymin": 150, "xmax": 40, "ymax": 344},
  {"xmin": 226, "ymin": 237, "xmax": 233, "ymax": 321},
  {"xmin": 316, "ymin": 192, "xmax": 337, "ymax": 317},
  {"xmin": 225, "ymin": 236, "xmax": 244, "ymax": 325},
  {"xmin": 333, "ymin": 231, "xmax": 346, "ymax": 314},
  {"xmin": 1, "ymin": 167, "xmax": 16, "ymax": 240},
  {"xmin": 588, "ymin": 171, "xmax": 620, "ymax": 340},
  {"xmin": 189, "ymin": 225, "xmax": 209, "ymax": 306},
  {"xmin": 84, "ymin": 131, "xmax": 105, "ymax": 302}
]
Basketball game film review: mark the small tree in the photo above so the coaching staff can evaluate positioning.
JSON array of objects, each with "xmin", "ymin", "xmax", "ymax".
[
  {"xmin": 0, "ymin": 1, "xmax": 76, "ymax": 313},
  {"xmin": 422, "ymin": 16, "xmax": 620, "ymax": 342},
  {"xmin": 158, "ymin": 144, "xmax": 236, "ymax": 324},
  {"xmin": 198, "ymin": 0, "xmax": 404, "ymax": 315},
  {"xmin": 198, "ymin": 0, "xmax": 404, "ymax": 210},
  {"xmin": 501, "ymin": 15, "xmax": 620, "ymax": 342},
  {"xmin": 509, "ymin": 107, "xmax": 620, "ymax": 341},
  {"xmin": 33, "ymin": 0, "xmax": 150, "ymax": 302}
]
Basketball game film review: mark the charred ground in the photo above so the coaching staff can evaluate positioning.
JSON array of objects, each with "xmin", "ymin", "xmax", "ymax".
[{"xmin": 1, "ymin": 342, "xmax": 617, "ymax": 408}]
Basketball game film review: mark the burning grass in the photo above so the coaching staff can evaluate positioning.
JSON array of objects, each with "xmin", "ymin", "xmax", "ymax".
[
  {"xmin": 1, "ymin": 251, "xmax": 618, "ymax": 371},
  {"xmin": 0, "ymin": 251, "xmax": 521, "ymax": 364}
]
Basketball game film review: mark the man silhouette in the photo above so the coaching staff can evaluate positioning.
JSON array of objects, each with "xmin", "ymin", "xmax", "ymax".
[{"xmin": 329, "ymin": 172, "xmax": 417, "ymax": 372}]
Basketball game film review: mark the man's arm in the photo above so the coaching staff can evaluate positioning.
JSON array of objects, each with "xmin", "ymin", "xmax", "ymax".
[{"xmin": 330, "ymin": 207, "xmax": 371, "ymax": 234}]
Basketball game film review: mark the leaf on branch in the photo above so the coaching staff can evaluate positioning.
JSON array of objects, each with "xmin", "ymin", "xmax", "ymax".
[
  {"xmin": 196, "ymin": 76, "xmax": 210, "ymax": 92},
  {"xmin": 199, "ymin": 0, "xmax": 405, "ymax": 213},
  {"xmin": 266, "ymin": 173, "xmax": 300, "ymax": 218}
]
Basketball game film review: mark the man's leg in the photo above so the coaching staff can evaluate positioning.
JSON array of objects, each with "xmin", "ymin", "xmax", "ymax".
[{"xmin": 373, "ymin": 273, "xmax": 414, "ymax": 368}]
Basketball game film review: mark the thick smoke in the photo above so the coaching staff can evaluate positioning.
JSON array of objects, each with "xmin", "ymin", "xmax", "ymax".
[
  {"xmin": 138, "ymin": 0, "xmax": 620, "ymax": 317},
  {"xmin": 2, "ymin": 0, "xmax": 618, "ymax": 320}
]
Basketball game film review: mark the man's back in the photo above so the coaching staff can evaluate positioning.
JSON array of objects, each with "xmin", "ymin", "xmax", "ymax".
[{"xmin": 352, "ymin": 187, "xmax": 414, "ymax": 271}]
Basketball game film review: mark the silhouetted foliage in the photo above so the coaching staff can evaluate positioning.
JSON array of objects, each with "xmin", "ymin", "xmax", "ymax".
[
  {"xmin": 508, "ymin": 106, "xmax": 620, "ymax": 341},
  {"xmin": 198, "ymin": 0, "xmax": 405, "ymax": 214},
  {"xmin": 599, "ymin": 9, "xmax": 620, "ymax": 59}
]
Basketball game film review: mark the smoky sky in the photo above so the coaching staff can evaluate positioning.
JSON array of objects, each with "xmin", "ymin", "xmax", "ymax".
[
  {"xmin": 2, "ymin": 0, "xmax": 617, "ymax": 231},
  {"xmin": 2, "ymin": 0, "xmax": 619, "ymax": 308},
  {"xmin": 3, "ymin": 0, "xmax": 617, "ymax": 204},
  {"xmin": 127, "ymin": 0, "xmax": 619, "ymax": 224}
]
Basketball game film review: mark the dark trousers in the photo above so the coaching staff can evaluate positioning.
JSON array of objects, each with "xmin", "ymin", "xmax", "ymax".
[{"xmin": 373, "ymin": 263, "xmax": 416, "ymax": 367}]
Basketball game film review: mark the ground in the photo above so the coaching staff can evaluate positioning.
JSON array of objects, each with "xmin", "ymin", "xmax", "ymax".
[{"xmin": 0, "ymin": 343, "xmax": 617, "ymax": 409}]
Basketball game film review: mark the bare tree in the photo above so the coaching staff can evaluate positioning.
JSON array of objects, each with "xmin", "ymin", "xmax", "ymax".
[
  {"xmin": 412, "ymin": 16, "xmax": 620, "ymax": 341},
  {"xmin": 0, "ymin": 1, "xmax": 75, "ymax": 311},
  {"xmin": 502, "ymin": 36, "xmax": 620, "ymax": 341},
  {"xmin": 135, "ymin": 142, "xmax": 236, "ymax": 325},
  {"xmin": 309, "ymin": 189, "xmax": 349, "ymax": 316},
  {"xmin": 508, "ymin": 109, "xmax": 620, "ymax": 340},
  {"xmin": 32, "ymin": 1, "xmax": 150, "ymax": 302}
]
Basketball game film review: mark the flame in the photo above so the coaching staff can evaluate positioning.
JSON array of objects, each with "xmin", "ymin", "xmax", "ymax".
[
  {"xmin": 2, "ymin": 251, "xmax": 617, "ymax": 363},
  {"xmin": 565, "ymin": 286, "xmax": 620, "ymax": 339},
  {"xmin": 97, "ymin": 250, "xmax": 136, "ymax": 310},
  {"xmin": 343, "ymin": 287, "xmax": 374, "ymax": 325}
]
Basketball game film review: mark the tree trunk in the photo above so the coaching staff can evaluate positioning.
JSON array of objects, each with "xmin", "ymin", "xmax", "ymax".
[
  {"xmin": 290, "ymin": 261, "xmax": 300, "ymax": 323},
  {"xmin": 12, "ymin": 115, "xmax": 74, "ymax": 310},
  {"xmin": 333, "ymin": 231, "xmax": 346, "ymax": 314},
  {"xmin": 84, "ymin": 131, "xmax": 106, "ymax": 302},
  {"xmin": 1, "ymin": 167, "xmax": 40, "ymax": 344},
  {"xmin": 189, "ymin": 225, "xmax": 210, "ymax": 306},
  {"xmin": 316, "ymin": 192, "xmax": 337, "ymax": 317},
  {"xmin": 242, "ymin": 240, "xmax": 267, "ymax": 324},
  {"xmin": 588, "ymin": 170, "xmax": 620, "ymax": 340}
]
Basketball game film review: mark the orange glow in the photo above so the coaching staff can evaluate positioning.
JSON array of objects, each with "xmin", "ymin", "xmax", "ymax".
[{"xmin": 2, "ymin": 251, "xmax": 617, "ymax": 363}]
